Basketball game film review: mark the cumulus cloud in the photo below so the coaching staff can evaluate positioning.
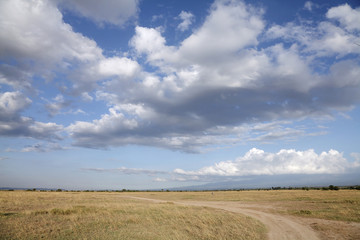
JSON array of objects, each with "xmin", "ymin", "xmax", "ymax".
[
  {"xmin": 98, "ymin": 57, "xmax": 140, "ymax": 78},
  {"xmin": 153, "ymin": 177, "xmax": 167, "ymax": 182},
  {"xmin": 179, "ymin": 0, "xmax": 264, "ymax": 63},
  {"xmin": 0, "ymin": 91, "xmax": 63, "ymax": 140},
  {"xmin": 327, "ymin": 4, "xmax": 360, "ymax": 32},
  {"xmin": 2, "ymin": 0, "xmax": 360, "ymax": 153},
  {"xmin": 174, "ymin": 148, "xmax": 360, "ymax": 179},
  {"xmin": 267, "ymin": 4, "xmax": 360, "ymax": 57},
  {"xmin": 60, "ymin": 0, "xmax": 139, "ymax": 27},
  {"xmin": 0, "ymin": 116, "xmax": 64, "ymax": 140},
  {"xmin": 0, "ymin": 0, "xmax": 141, "ymax": 94},
  {"xmin": 0, "ymin": 0, "xmax": 104, "ymax": 95},
  {"xmin": 67, "ymin": 0, "xmax": 360, "ymax": 152},
  {"xmin": 177, "ymin": 11, "xmax": 194, "ymax": 31},
  {"xmin": 45, "ymin": 94, "xmax": 71, "ymax": 117},
  {"xmin": 0, "ymin": 64, "xmax": 32, "ymax": 90},
  {"xmin": 0, "ymin": 91, "xmax": 31, "ymax": 120},
  {"xmin": 0, "ymin": 0, "xmax": 140, "ymax": 141},
  {"xmin": 67, "ymin": 107, "xmax": 139, "ymax": 148},
  {"xmin": 0, "ymin": 0, "xmax": 102, "ymax": 63}
]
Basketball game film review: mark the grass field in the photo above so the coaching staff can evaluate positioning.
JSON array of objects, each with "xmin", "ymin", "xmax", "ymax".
[
  {"xmin": 127, "ymin": 189, "xmax": 360, "ymax": 222},
  {"xmin": 0, "ymin": 191, "xmax": 266, "ymax": 240},
  {"xmin": 1, "ymin": 190, "xmax": 359, "ymax": 239}
]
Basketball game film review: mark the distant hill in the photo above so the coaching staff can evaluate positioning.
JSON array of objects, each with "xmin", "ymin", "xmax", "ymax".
[{"xmin": 168, "ymin": 173, "xmax": 360, "ymax": 191}]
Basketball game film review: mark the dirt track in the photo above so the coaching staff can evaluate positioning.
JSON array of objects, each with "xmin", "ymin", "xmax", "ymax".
[
  {"xmin": 126, "ymin": 196, "xmax": 320, "ymax": 240},
  {"xmin": 181, "ymin": 201, "xmax": 320, "ymax": 240}
]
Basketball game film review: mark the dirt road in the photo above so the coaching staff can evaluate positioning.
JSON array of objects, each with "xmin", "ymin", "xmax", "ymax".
[{"xmin": 125, "ymin": 196, "xmax": 320, "ymax": 240}]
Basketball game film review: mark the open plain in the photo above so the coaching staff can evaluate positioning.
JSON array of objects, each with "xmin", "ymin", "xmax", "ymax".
[{"xmin": 1, "ymin": 190, "xmax": 359, "ymax": 239}]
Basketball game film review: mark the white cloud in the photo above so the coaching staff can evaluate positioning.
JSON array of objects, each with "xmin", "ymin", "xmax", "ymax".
[
  {"xmin": 0, "ymin": 0, "xmax": 104, "ymax": 94},
  {"xmin": 0, "ymin": 0, "xmax": 102, "ymax": 63},
  {"xmin": 174, "ymin": 148, "xmax": 360, "ymax": 178},
  {"xmin": 67, "ymin": 107, "xmax": 140, "ymax": 148},
  {"xmin": 28, "ymin": 121, "xmax": 64, "ymax": 140},
  {"xmin": 350, "ymin": 152, "xmax": 360, "ymax": 162},
  {"xmin": 81, "ymin": 92, "xmax": 93, "ymax": 102},
  {"xmin": 0, "ymin": 91, "xmax": 31, "ymax": 120},
  {"xmin": 45, "ymin": 94, "xmax": 71, "ymax": 117},
  {"xmin": 177, "ymin": 11, "xmax": 194, "ymax": 32},
  {"xmin": 20, "ymin": 143, "xmax": 69, "ymax": 152},
  {"xmin": 82, "ymin": 167, "xmax": 167, "ymax": 175},
  {"xmin": 0, "ymin": 116, "xmax": 63, "ymax": 140},
  {"xmin": 69, "ymin": 2, "xmax": 360, "ymax": 152},
  {"xmin": 98, "ymin": 57, "xmax": 140, "ymax": 78},
  {"xmin": 0, "ymin": 0, "xmax": 142, "ymax": 95},
  {"xmin": 153, "ymin": 177, "xmax": 167, "ymax": 182},
  {"xmin": 266, "ymin": 5, "xmax": 360, "ymax": 57},
  {"xmin": 3, "ymin": 0, "xmax": 357, "ymax": 152},
  {"xmin": 130, "ymin": 26, "xmax": 177, "ymax": 70},
  {"xmin": 0, "ymin": 91, "xmax": 64, "ymax": 140},
  {"xmin": 304, "ymin": 1, "xmax": 313, "ymax": 11},
  {"xmin": 327, "ymin": 4, "xmax": 360, "ymax": 32},
  {"xmin": 0, "ymin": 64, "xmax": 32, "ymax": 90},
  {"xmin": 179, "ymin": 0, "xmax": 264, "ymax": 64},
  {"xmin": 60, "ymin": 0, "xmax": 139, "ymax": 27}
]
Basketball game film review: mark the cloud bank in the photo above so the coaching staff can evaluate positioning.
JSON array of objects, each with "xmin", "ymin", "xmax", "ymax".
[
  {"xmin": 67, "ymin": 1, "xmax": 360, "ymax": 152},
  {"xmin": 174, "ymin": 148, "xmax": 360, "ymax": 179},
  {"xmin": 0, "ymin": 0, "xmax": 359, "ymax": 153}
]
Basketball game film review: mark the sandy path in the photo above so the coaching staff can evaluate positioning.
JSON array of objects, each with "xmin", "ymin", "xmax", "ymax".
[{"xmin": 124, "ymin": 196, "xmax": 320, "ymax": 240}]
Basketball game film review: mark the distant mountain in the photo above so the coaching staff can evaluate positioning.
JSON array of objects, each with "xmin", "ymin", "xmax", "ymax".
[{"xmin": 168, "ymin": 173, "xmax": 360, "ymax": 191}]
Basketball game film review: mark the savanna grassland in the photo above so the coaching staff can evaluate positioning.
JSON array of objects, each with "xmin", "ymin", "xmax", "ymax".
[
  {"xmin": 127, "ymin": 189, "xmax": 360, "ymax": 222},
  {"xmin": 126, "ymin": 189, "xmax": 360, "ymax": 240},
  {"xmin": 0, "ymin": 191, "xmax": 266, "ymax": 240},
  {"xmin": 1, "ymin": 189, "xmax": 360, "ymax": 240}
]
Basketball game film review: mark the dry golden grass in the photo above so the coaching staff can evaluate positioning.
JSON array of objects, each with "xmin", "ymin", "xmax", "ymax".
[
  {"xmin": 0, "ymin": 191, "xmax": 266, "ymax": 240},
  {"xmin": 127, "ymin": 190, "xmax": 360, "ymax": 222}
]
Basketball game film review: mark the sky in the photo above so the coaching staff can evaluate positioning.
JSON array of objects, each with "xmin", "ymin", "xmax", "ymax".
[{"xmin": 0, "ymin": 0, "xmax": 360, "ymax": 190}]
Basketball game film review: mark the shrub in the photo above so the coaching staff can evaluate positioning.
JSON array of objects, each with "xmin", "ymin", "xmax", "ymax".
[
  {"xmin": 50, "ymin": 208, "xmax": 75, "ymax": 215},
  {"xmin": 299, "ymin": 210, "xmax": 312, "ymax": 215},
  {"xmin": 329, "ymin": 185, "xmax": 339, "ymax": 191}
]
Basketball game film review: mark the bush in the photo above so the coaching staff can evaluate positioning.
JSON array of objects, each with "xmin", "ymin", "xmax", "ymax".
[
  {"xmin": 299, "ymin": 210, "xmax": 312, "ymax": 215},
  {"xmin": 50, "ymin": 208, "xmax": 75, "ymax": 215},
  {"xmin": 329, "ymin": 185, "xmax": 339, "ymax": 191}
]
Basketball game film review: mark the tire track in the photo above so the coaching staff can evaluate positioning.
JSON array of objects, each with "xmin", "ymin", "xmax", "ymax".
[{"xmin": 124, "ymin": 196, "xmax": 320, "ymax": 240}]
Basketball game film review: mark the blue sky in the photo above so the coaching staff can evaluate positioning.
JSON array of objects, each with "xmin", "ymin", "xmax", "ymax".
[{"xmin": 0, "ymin": 0, "xmax": 359, "ymax": 190}]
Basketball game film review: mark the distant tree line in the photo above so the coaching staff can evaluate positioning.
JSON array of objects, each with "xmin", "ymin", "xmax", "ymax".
[{"xmin": 2, "ymin": 185, "xmax": 360, "ymax": 192}]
